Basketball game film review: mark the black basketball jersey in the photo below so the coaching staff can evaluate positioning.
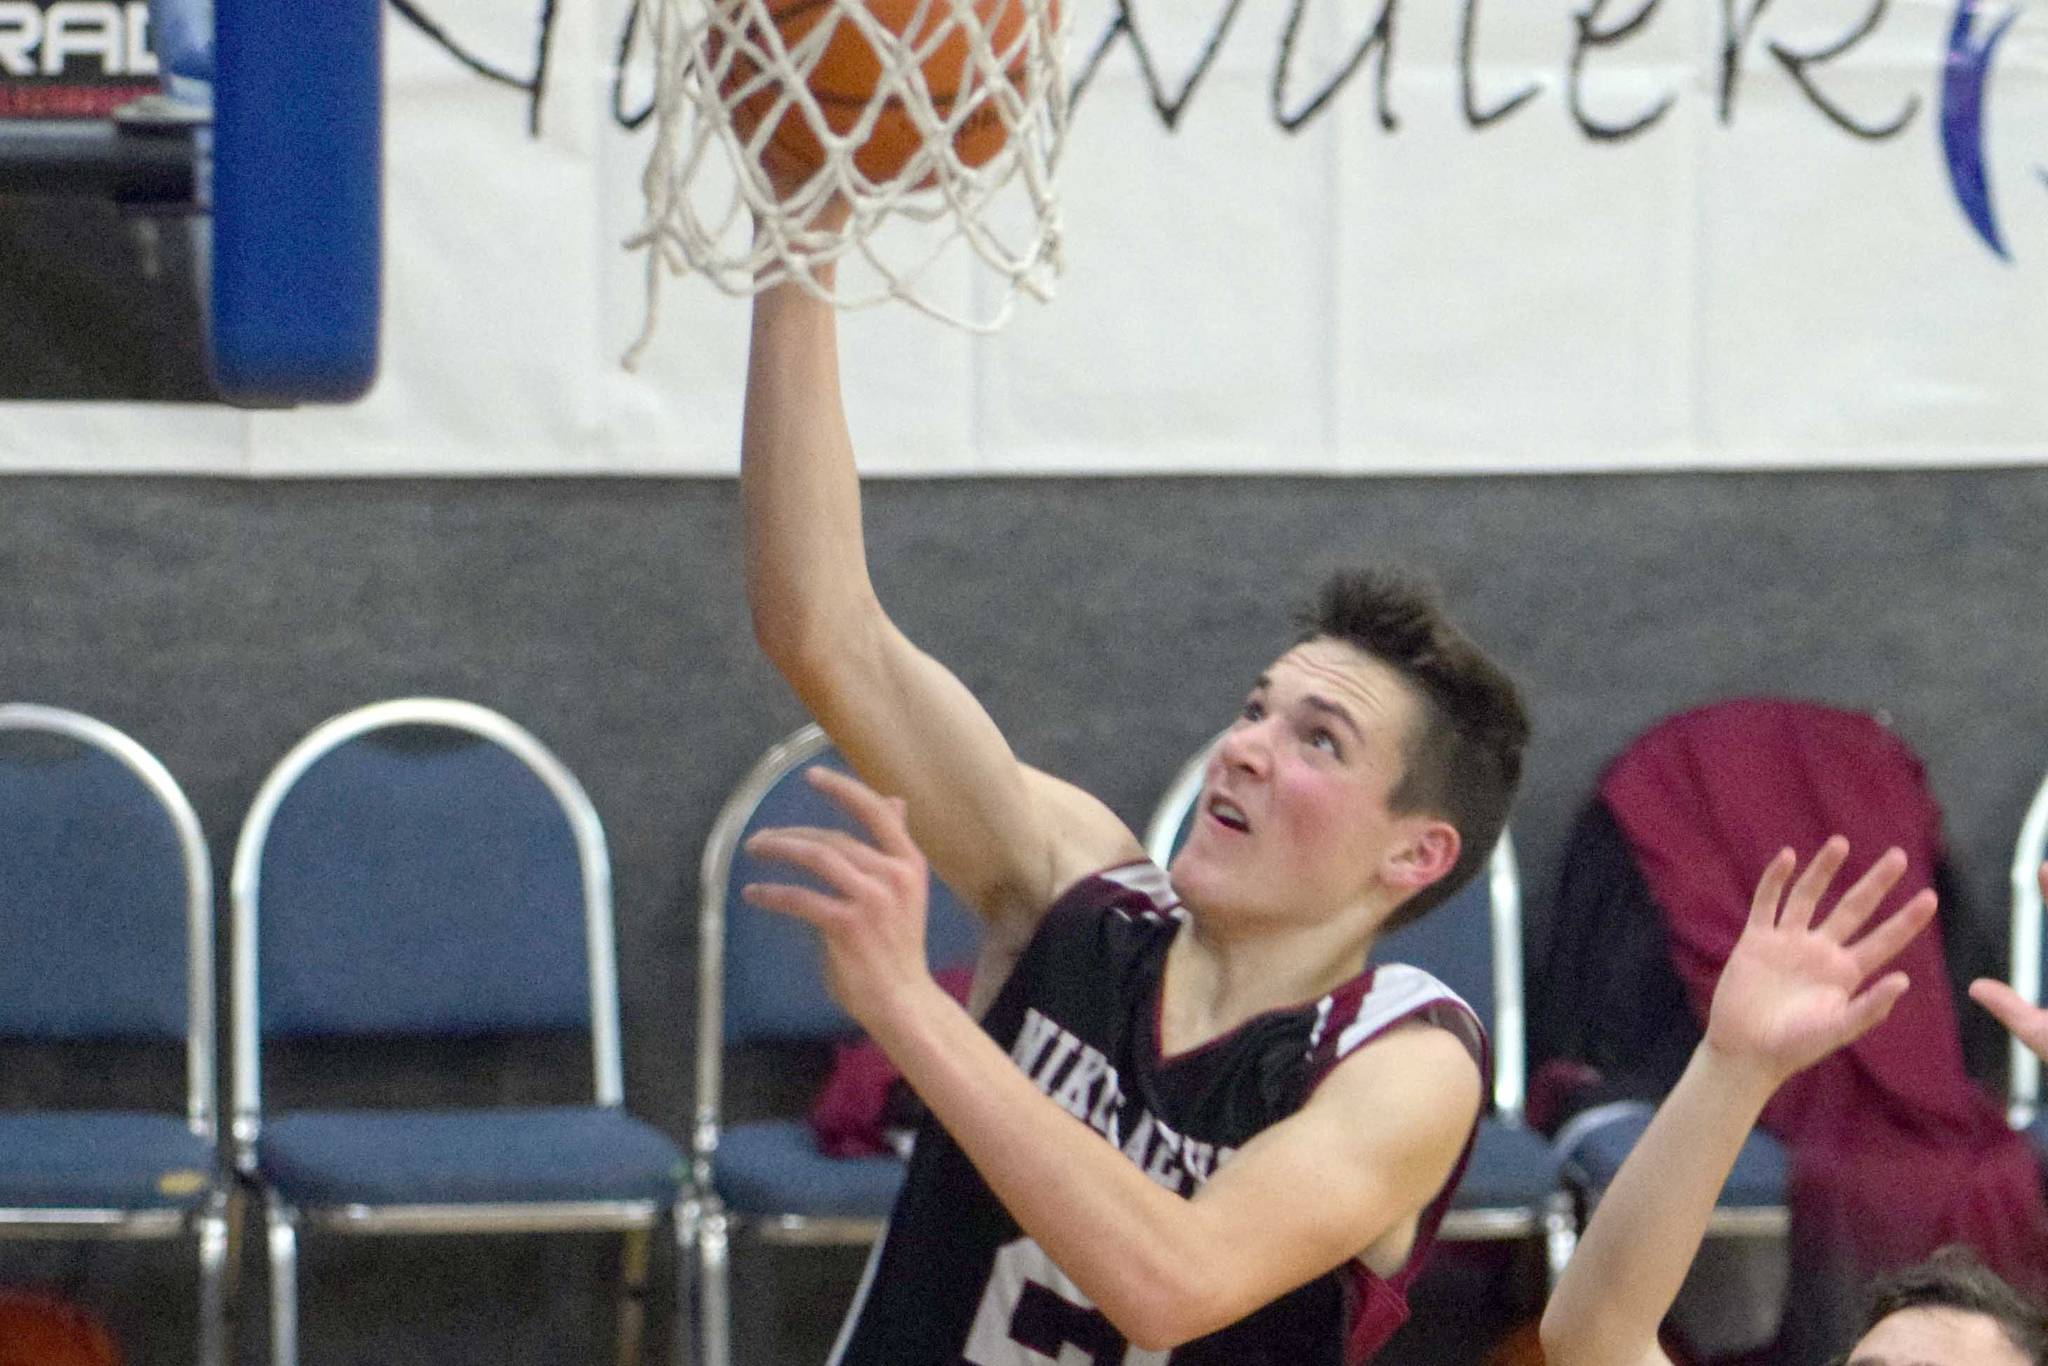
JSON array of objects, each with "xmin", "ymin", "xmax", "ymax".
[{"xmin": 828, "ymin": 861, "xmax": 1487, "ymax": 1366}]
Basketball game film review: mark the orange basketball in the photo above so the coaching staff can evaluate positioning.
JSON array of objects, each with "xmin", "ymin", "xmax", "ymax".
[{"xmin": 717, "ymin": 0, "xmax": 1044, "ymax": 185}]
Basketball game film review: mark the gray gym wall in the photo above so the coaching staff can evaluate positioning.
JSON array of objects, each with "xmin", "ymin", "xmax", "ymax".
[{"xmin": 4, "ymin": 200, "xmax": 2046, "ymax": 1365}]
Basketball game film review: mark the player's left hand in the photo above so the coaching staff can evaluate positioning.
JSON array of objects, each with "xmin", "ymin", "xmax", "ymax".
[
  {"xmin": 740, "ymin": 765, "xmax": 934, "ymax": 1031},
  {"xmin": 1704, "ymin": 837, "xmax": 1938, "ymax": 1088},
  {"xmin": 1967, "ymin": 862, "xmax": 2048, "ymax": 1062}
]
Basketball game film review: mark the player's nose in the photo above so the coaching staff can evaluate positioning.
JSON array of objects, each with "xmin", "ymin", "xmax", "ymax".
[{"xmin": 1216, "ymin": 716, "xmax": 1273, "ymax": 779}]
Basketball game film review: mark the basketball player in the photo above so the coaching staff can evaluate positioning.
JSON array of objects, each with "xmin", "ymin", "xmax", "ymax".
[
  {"xmin": 1539, "ymin": 852, "xmax": 2048, "ymax": 1366},
  {"xmin": 735, "ymin": 256, "xmax": 1528, "ymax": 1362}
]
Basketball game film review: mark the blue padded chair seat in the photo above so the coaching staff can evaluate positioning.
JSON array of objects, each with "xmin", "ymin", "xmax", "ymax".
[
  {"xmin": 1561, "ymin": 1106, "xmax": 1789, "ymax": 1209},
  {"xmin": 1452, "ymin": 1118, "xmax": 1564, "ymax": 1210},
  {"xmin": 713, "ymin": 1120, "xmax": 907, "ymax": 1220},
  {"xmin": 0, "ymin": 1112, "xmax": 215, "ymax": 1211},
  {"xmin": 257, "ymin": 1107, "xmax": 684, "ymax": 1208}
]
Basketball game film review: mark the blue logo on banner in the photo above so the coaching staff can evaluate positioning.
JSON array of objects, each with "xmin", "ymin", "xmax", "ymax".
[{"xmin": 1940, "ymin": 0, "xmax": 2021, "ymax": 260}]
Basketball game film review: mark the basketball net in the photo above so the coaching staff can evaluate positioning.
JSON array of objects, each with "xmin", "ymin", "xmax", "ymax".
[{"xmin": 626, "ymin": 0, "xmax": 1068, "ymax": 366}]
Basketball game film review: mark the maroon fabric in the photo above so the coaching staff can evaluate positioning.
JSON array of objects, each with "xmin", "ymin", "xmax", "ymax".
[
  {"xmin": 810, "ymin": 966, "xmax": 976, "ymax": 1159},
  {"xmin": 1598, "ymin": 699, "xmax": 2048, "ymax": 1297}
]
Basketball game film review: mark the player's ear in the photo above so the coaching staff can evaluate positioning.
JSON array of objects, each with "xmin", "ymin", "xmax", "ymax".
[{"xmin": 1382, "ymin": 819, "xmax": 1459, "ymax": 892}]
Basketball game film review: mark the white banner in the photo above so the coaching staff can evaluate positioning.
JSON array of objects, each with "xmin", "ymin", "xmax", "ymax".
[{"xmin": 3, "ymin": 0, "xmax": 2044, "ymax": 475}]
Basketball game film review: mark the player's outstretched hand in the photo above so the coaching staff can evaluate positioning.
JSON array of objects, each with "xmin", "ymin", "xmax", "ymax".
[
  {"xmin": 1704, "ymin": 837, "xmax": 1938, "ymax": 1088},
  {"xmin": 740, "ymin": 766, "xmax": 932, "ymax": 1029},
  {"xmin": 1968, "ymin": 862, "xmax": 2048, "ymax": 1062}
]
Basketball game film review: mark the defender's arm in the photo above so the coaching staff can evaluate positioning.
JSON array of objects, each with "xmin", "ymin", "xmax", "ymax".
[{"xmin": 1539, "ymin": 841, "xmax": 1935, "ymax": 1366}]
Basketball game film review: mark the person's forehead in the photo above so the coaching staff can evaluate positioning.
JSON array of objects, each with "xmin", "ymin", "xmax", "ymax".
[
  {"xmin": 1263, "ymin": 640, "xmax": 1418, "ymax": 729},
  {"xmin": 1847, "ymin": 1305, "xmax": 2029, "ymax": 1366}
]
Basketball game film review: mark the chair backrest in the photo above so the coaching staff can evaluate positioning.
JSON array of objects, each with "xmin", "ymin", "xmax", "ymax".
[
  {"xmin": 0, "ymin": 704, "xmax": 215, "ymax": 1137},
  {"xmin": 2006, "ymin": 768, "xmax": 2048, "ymax": 1127},
  {"xmin": 1143, "ymin": 730, "xmax": 1527, "ymax": 1118},
  {"xmin": 696, "ymin": 725, "xmax": 982, "ymax": 1145},
  {"xmin": 231, "ymin": 699, "xmax": 620, "ymax": 1144}
]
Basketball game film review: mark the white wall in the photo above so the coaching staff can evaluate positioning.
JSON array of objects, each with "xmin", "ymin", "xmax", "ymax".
[{"xmin": 3, "ymin": 0, "xmax": 2043, "ymax": 475}]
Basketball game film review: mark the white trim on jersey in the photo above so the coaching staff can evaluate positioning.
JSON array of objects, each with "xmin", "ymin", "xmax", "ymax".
[
  {"xmin": 1333, "ymin": 963, "xmax": 1485, "ymax": 1066},
  {"xmin": 1306, "ymin": 994, "xmax": 1336, "ymax": 1055},
  {"xmin": 1097, "ymin": 860, "xmax": 1181, "ymax": 915}
]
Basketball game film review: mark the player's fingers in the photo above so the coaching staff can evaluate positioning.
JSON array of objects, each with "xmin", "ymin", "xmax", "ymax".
[
  {"xmin": 1839, "ymin": 972, "xmax": 1911, "ymax": 1045},
  {"xmin": 744, "ymin": 827, "xmax": 889, "ymax": 898},
  {"xmin": 806, "ymin": 766, "xmax": 920, "ymax": 859},
  {"xmin": 740, "ymin": 881, "xmax": 845, "ymax": 930},
  {"xmin": 1970, "ymin": 977, "xmax": 2030, "ymax": 1026},
  {"xmin": 1749, "ymin": 848, "xmax": 1797, "ymax": 930},
  {"xmin": 1819, "ymin": 847, "xmax": 1909, "ymax": 944},
  {"xmin": 1969, "ymin": 978, "xmax": 2048, "ymax": 1058},
  {"xmin": 1846, "ymin": 888, "xmax": 1937, "ymax": 977},
  {"xmin": 1780, "ymin": 836, "xmax": 1849, "ymax": 932},
  {"xmin": 747, "ymin": 823, "xmax": 890, "ymax": 872}
]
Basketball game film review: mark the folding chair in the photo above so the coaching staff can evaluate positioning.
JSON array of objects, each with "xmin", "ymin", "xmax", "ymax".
[
  {"xmin": 229, "ymin": 698, "xmax": 687, "ymax": 1366},
  {"xmin": 1145, "ymin": 733, "xmax": 1577, "ymax": 1282},
  {"xmin": 692, "ymin": 723, "xmax": 981, "ymax": 1366},
  {"xmin": 0, "ymin": 703, "xmax": 228, "ymax": 1364},
  {"xmin": 1999, "ymin": 764, "xmax": 2048, "ymax": 1137}
]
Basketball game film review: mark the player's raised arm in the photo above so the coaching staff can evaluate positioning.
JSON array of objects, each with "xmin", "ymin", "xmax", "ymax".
[
  {"xmin": 740, "ymin": 262, "xmax": 1138, "ymax": 942},
  {"xmin": 1539, "ymin": 839, "xmax": 1938, "ymax": 1366}
]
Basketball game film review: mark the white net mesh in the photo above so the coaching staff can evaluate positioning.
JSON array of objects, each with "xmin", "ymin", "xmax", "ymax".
[{"xmin": 627, "ymin": 0, "xmax": 1067, "ymax": 363}]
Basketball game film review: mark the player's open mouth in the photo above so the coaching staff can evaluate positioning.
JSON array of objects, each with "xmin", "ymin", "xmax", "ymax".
[{"xmin": 1207, "ymin": 796, "xmax": 1250, "ymax": 833}]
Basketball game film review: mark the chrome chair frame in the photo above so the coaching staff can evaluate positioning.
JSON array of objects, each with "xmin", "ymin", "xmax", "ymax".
[
  {"xmin": 692, "ymin": 722, "xmax": 870, "ymax": 1366},
  {"xmin": 0, "ymin": 703, "xmax": 229, "ymax": 1365},
  {"xmin": 1145, "ymin": 731, "xmax": 1579, "ymax": 1279},
  {"xmin": 229, "ymin": 697, "xmax": 684, "ymax": 1366},
  {"xmin": 2002, "ymin": 769, "xmax": 2048, "ymax": 1131}
]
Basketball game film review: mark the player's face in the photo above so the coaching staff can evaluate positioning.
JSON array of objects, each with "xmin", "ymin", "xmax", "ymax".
[
  {"xmin": 1169, "ymin": 638, "xmax": 1453, "ymax": 931},
  {"xmin": 1842, "ymin": 1307, "xmax": 2030, "ymax": 1366}
]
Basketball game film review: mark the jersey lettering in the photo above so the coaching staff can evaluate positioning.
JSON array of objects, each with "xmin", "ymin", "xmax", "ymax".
[{"xmin": 963, "ymin": 1239, "xmax": 1170, "ymax": 1366}]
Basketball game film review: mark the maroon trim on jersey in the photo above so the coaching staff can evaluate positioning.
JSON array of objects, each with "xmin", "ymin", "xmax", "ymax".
[
  {"xmin": 1302, "ymin": 980, "xmax": 1486, "ymax": 1093},
  {"xmin": 1307, "ymin": 985, "xmax": 1486, "ymax": 1365},
  {"xmin": 1345, "ymin": 1267, "xmax": 1417, "ymax": 1364},
  {"xmin": 1303, "ymin": 969, "xmax": 1381, "ymax": 1074}
]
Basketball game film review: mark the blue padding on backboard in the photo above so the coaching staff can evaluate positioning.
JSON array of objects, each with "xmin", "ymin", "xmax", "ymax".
[
  {"xmin": 150, "ymin": 0, "xmax": 213, "ymax": 84},
  {"xmin": 210, "ymin": 0, "xmax": 382, "ymax": 406}
]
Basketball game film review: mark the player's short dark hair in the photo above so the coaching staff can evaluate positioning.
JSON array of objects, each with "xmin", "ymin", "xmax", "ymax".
[
  {"xmin": 1297, "ymin": 569, "xmax": 1528, "ymax": 932},
  {"xmin": 1823, "ymin": 1248, "xmax": 2048, "ymax": 1366}
]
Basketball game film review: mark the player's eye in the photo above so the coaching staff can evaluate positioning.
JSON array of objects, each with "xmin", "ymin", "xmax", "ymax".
[
  {"xmin": 1308, "ymin": 727, "xmax": 1342, "ymax": 758},
  {"xmin": 1238, "ymin": 698, "xmax": 1266, "ymax": 723}
]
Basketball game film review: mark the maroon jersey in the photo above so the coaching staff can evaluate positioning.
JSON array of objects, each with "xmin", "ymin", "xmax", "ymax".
[{"xmin": 828, "ymin": 861, "xmax": 1486, "ymax": 1366}]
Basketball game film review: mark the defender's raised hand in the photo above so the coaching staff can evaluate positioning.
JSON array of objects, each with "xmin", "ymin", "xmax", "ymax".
[
  {"xmin": 1968, "ymin": 862, "xmax": 2048, "ymax": 1062},
  {"xmin": 740, "ymin": 766, "xmax": 934, "ymax": 1030},
  {"xmin": 1543, "ymin": 839, "xmax": 1940, "ymax": 1366},
  {"xmin": 1705, "ymin": 837, "xmax": 1939, "ymax": 1087}
]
